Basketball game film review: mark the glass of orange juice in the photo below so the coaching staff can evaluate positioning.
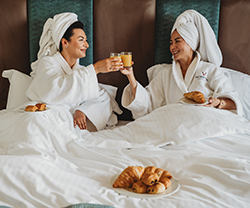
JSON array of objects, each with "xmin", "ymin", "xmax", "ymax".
[
  {"xmin": 110, "ymin": 53, "xmax": 122, "ymax": 69},
  {"xmin": 121, "ymin": 52, "xmax": 132, "ymax": 68},
  {"xmin": 110, "ymin": 52, "xmax": 121, "ymax": 59}
]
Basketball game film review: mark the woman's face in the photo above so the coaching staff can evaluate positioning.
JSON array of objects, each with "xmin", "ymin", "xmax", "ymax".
[
  {"xmin": 170, "ymin": 30, "xmax": 193, "ymax": 62},
  {"xmin": 65, "ymin": 28, "xmax": 89, "ymax": 59}
]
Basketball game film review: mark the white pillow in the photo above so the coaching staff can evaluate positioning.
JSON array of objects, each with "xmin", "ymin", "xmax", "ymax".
[
  {"xmin": 2, "ymin": 69, "xmax": 32, "ymax": 109},
  {"xmin": 221, "ymin": 67, "xmax": 250, "ymax": 120}
]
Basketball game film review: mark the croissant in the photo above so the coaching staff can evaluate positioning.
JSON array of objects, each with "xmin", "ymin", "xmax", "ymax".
[
  {"xmin": 142, "ymin": 167, "xmax": 172, "ymax": 187},
  {"xmin": 35, "ymin": 103, "xmax": 46, "ymax": 111},
  {"xmin": 144, "ymin": 166, "xmax": 157, "ymax": 172},
  {"xmin": 141, "ymin": 171, "xmax": 159, "ymax": 186},
  {"xmin": 155, "ymin": 168, "xmax": 172, "ymax": 179},
  {"xmin": 25, "ymin": 105, "xmax": 38, "ymax": 112},
  {"xmin": 183, "ymin": 91, "xmax": 205, "ymax": 103},
  {"xmin": 141, "ymin": 166, "xmax": 159, "ymax": 186},
  {"xmin": 147, "ymin": 182, "xmax": 165, "ymax": 194},
  {"xmin": 155, "ymin": 168, "xmax": 172, "ymax": 188},
  {"xmin": 113, "ymin": 166, "xmax": 145, "ymax": 188},
  {"xmin": 132, "ymin": 180, "xmax": 147, "ymax": 193}
]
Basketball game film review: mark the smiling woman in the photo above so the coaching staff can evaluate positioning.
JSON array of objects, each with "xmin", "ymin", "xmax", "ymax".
[
  {"xmin": 26, "ymin": 12, "xmax": 123, "ymax": 131},
  {"xmin": 169, "ymin": 30, "xmax": 194, "ymax": 78},
  {"xmin": 59, "ymin": 21, "xmax": 89, "ymax": 67},
  {"xmin": 120, "ymin": 9, "xmax": 243, "ymax": 120}
]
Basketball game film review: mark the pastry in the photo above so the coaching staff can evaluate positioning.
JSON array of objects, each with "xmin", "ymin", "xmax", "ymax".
[
  {"xmin": 183, "ymin": 91, "xmax": 205, "ymax": 103},
  {"xmin": 141, "ymin": 171, "xmax": 159, "ymax": 186},
  {"xmin": 159, "ymin": 177, "xmax": 171, "ymax": 189},
  {"xmin": 147, "ymin": 182, "xmax": 165, "ymax": 194},
  {"xmin": 35, "ymin": 103, "xmax": 46, "ymax": 111},
  {"xmin": 155, "ymin": 168, "xmax": 172, "ymax": 188},
  {"xmin": 144, "ymin": 166, "xmax": 157, "ymax": 173},
  {"xmin": 25, "ymin": 105, "xmax": 38, "ymax": 112},
  {"xmin": 113, "ymin": 166, "xmax": 173, "ymax": 194},
  {"xmin": 132, "ymin": 180, "xmax": 147, "ymax": 193},
  {"xmin": 141, "ymin": 166, "xmax": 159, "ymax": 186},
  {"xmin": 142, "ymin": 167, "xmax": 173, "ymax": 187},
  {"xmin": 155, "ymin": 168, "xmax": 172, "ymax": 179},
  {"xmin": 113, "ymin": 166, "xmax": 145, "ymax": 188}
]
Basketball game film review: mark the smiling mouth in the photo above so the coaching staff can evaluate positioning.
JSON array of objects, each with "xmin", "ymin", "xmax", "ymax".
[{"xmin": 172, "ymin": 51, "xmax": 179, "ymax": 55}]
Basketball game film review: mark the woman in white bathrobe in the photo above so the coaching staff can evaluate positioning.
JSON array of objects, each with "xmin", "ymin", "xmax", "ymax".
[
  {"xmin": 120, "ymin": 10, "xmax": 243, "ymax": 119},
  {"xmin": 26, "ymin": 13, "xmax": 122, "ymax": 131}
]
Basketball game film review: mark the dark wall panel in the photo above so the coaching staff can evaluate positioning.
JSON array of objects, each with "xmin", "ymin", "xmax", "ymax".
[{"xmin": 0, "ymin": 0, "xmax": 30, "ymax": 110}]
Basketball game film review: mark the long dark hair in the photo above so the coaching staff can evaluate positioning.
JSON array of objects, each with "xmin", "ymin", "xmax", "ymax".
[{"xmin": 59, "ymin": 21, "xmax": 84, "ymax": 52}]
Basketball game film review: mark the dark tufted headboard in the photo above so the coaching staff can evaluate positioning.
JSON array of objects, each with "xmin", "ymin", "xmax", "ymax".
[{"xmin": 0, "ymin": 0, "xmax": 250, "ymax": 121}]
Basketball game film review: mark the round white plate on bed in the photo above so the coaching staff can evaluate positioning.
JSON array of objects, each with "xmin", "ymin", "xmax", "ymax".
[
  {"xmin": 179, "ymin": 97, "xmax": 209, "ymax": 106},
  {"xmin": 110, "ymin": 174, "xmax": 180, "ymax": 198},
  {"xmin": 21, "ymin": 107, "xmax": 51, "ymax": 113}
]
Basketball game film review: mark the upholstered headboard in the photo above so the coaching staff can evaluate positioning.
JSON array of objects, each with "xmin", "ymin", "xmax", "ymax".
[{"xmin": 0, "ymin": 0, "xmax": 250, "ymax": 121}]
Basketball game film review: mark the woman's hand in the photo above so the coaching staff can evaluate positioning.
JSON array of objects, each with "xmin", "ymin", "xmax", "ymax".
[
  {"xmin": 120, "ymin": 66, "xmax": 137, "ymax": 98},
  {"xmin": 120, "ymin": 66, "xmax": 134, "ymax": 76},
  {"xmin": 203, "ymin": 97, "xmax": 220, "ymax": 108},
  {"xmin": 203, "ymin": 97, "xmax": 236, "ymax": 110},
  {"xmin": 93, "ymin": 58, "xmax": 123, "ymax": 74},
  {"xmin": 73, "ymin": 110, "xmax": 87, "ymax": 130}
]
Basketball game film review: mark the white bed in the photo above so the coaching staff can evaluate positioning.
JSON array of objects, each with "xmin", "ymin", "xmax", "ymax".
[{"xmin": 0, "ymin": 67, "xmax": 250, "ymax": 208}]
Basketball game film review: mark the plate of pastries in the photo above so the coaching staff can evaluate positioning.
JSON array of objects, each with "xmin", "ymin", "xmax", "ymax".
[
  {"xmin": 24, "ymin": 103, "xmax": 49, "ymax": 112},
  {"xmin": 180, "ymin": 91, "xmax": 208, "ymax": 105},
  {"xmin": 111, "ymin": 166, "xmax": 180, "ymax": 198}
]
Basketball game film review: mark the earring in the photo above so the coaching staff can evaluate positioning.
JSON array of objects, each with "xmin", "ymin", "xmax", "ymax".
[{"xmin": 66, "ymin": 46, "xmax": 68, "ymax": 48}]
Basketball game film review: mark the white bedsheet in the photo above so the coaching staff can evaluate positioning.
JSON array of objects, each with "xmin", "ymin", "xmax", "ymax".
[
  {"xmin": 83, "ymin": 104, "xmax": 250, "ymax": 148},
  {"xmin": 0, "ymin": 103, "xmax": 250, "ymax": 208}
]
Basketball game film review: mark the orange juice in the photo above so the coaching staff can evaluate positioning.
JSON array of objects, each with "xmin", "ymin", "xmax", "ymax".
[
  {"xmin": 121, "ymin": 52, "xmax": 132, "ymax": 67},
  {"xmin": 110, "ymin": 52, "xmax": 121, "ymax": 59},
  {"xmin": 110, "ymin": 52, "xmax": 122, "ymax": 69}
]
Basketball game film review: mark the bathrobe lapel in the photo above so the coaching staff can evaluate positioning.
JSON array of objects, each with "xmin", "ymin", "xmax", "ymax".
[
  {"xmin": 172, "ymin": 61, "xmax": 187, "ymax": 93},
  {"xmin": 54, "ymin": 52, "xmax": 79, "ymax": 75},
  {"xmin": 184, "ymin": 53, "xmax": 200, "ymax": 90},
  {"xmin": 172, "ymin": 52, "xmax": 200, "ymax": 93}
]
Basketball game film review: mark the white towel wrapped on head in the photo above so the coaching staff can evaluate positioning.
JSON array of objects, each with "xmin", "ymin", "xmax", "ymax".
[
  {"xmin": 171, "ymin": 9, "xmax": 222, "ymax": 67},
  {"xmin": 31, "ymin": 13, "xmax": 78, "ymax": 77}
]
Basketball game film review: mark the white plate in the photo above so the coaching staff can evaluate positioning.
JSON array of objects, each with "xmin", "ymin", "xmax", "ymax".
[
  {"xmin": 21, "ymin": 106, "xmax": 51, "ymax": 113},
  {"xmin": 179, "ymin": 97, "xmax": 209, "ymax": 106},
  {"xmin": 110, "ymin": 174, "xmax": 180, "ymax": 198}
]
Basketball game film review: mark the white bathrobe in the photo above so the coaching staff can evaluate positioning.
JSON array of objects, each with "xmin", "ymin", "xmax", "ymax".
[
  {"xmin": 26, "ymin": 52, "xmax": 122, "ymax": 130},
  {"xmin": 122, "ymin": 52, "xmax": 243, "ymax": 119}
]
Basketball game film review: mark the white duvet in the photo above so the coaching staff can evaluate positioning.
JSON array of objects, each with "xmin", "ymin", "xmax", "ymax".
[{"xmin": 0, "ymin": 103, "xmax": 250, "ymax": 208}]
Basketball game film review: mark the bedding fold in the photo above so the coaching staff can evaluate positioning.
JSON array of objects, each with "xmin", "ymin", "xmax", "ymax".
[
  {"xmin": 82, "ymin": 104, "xmax": 250, "ymax": 148},
  {"xmin": 1, "ymin": 103, "xmax": 250, "ymax": 207}
]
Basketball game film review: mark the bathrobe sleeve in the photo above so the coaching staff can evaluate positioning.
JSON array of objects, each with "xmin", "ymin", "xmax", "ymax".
[
  {"xmin": 122, "ymin": 64, "xmax": 169, "ymax": 119},
  {"xmin": 26, "ymin": 56, "xmax": 99, "ymax": 105},
  {"xmin": 209, "ymin": 66, "xmax": 243, "ymax": 116},
  {"xmin": 75, "ymin": 84, "xmax": 123, "ymax": 131}
]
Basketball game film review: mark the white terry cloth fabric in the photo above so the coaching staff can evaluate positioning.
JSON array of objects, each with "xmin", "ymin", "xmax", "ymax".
[
  {"xmin": 171, "ymin": 9, "xmax": 222, "ymax": 66},
  {"xmin": 26, "ymin": 52, "xmax": 99, "ymax": 106},
  {"xmin": 76, "ymin": 83, "xmax": 123, "ymax": 131},
  {"xmin": 26, "ymin": 52, "xmax": 122, "ymax": 130},
  {"xmin": 122, "ymin": 52, "xmax": 243, "ymax": 119},
  {"xmin": 31, "ymin": 12, "xmax": 78, "ymax": 77}
]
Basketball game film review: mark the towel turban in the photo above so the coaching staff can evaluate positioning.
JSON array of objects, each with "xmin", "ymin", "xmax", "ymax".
[
  {"xmin": 31, "ymin": 12, "xmax": 78, "ymax": 76},
  {"xmin": 171, "ymin": 10, "xmax": 222, "ymax": 67}
]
